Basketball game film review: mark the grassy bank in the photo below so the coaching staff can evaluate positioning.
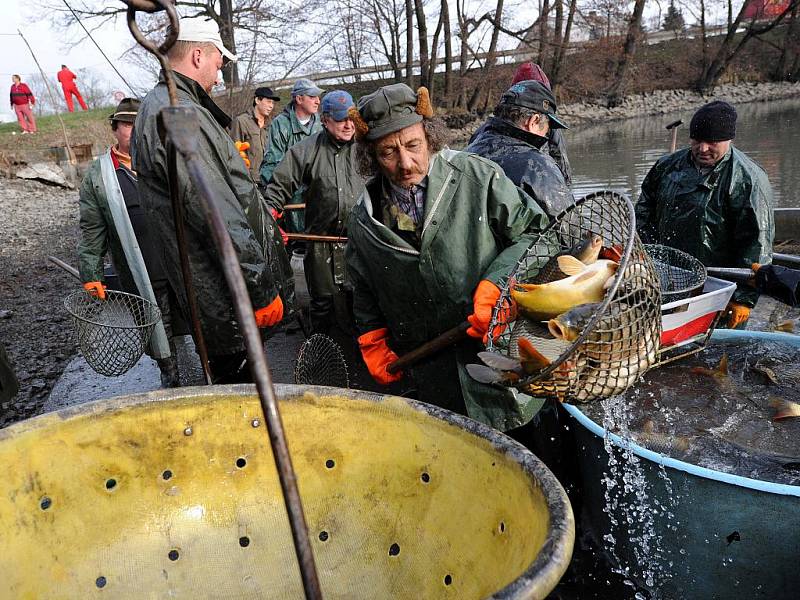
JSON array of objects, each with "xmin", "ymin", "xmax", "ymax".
[{"xmin": 0, "ymin": 106, "xmax": 114, "ymax": 165}]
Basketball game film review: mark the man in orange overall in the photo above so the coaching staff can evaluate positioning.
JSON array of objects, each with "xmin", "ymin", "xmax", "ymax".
[{"xmin": 57, "ymin": 64, "xmax": 88, "ymax": 112}]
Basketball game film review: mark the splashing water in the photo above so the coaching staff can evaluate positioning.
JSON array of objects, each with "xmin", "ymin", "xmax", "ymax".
[{"xmin": 599, "ymin": 393, "xmax": 677, "ymax": 596}]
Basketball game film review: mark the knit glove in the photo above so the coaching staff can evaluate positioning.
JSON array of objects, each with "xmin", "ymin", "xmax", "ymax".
[
  {"xmin": 358, "ymin": 328, "xmax": 403, "ymax": 385},
  {"xmin": 83, "ymin": 281, "xmax": 106, "ymax": 300},
  {"xmin": 270, "ymin": 208, "xmax": 289, "ymax": 246},
  {"xmin": 725, "ymin": 302, "xmax": 750, "ymax": 329},
  {"xmin": 254, "ymin": 295, "xmax": 284, "ymax": 327},
  {"xmin": 234, "ymin": 140, "xmax": 251, "ymax": 169},
  {"xmin": 467, "ymin": 280, "xmax": 515, "ymax": 343}
]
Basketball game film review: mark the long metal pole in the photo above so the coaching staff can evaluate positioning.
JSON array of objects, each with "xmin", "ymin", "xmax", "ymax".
[
  {"xmin": 123, "ymin": 2, "xmax": 322, "ymax": 597},
  {"xmin": 163, "ymin": 108, "xmax": 322, "ymax": 599}
]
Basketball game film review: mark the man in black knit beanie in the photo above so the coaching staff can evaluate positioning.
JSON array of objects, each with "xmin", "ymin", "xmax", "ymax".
[{"xmin": 635, "ymin": 100, "xmax": 774, "ymax": 329}]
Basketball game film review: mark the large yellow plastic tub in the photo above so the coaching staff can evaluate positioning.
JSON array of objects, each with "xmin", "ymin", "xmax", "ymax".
[{"xmin": 0, "ymin": 385, "xmax": 573, "ymax": 599}]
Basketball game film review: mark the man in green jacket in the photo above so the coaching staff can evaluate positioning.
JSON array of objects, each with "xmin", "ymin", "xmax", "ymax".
[
  {"xmin": 636, "ymin": 100, "xmax": 774, "ymax": 328},
  {"xmin": 132, "ymin": 17, "xmax": 293, "ymax": 383},
  {"xmin": 346, "ymin": 83, "xmax": 550, "ymax": 431},
  {"xmin": 260, "ymin": 78, "xmax": 324, "ymax": 236},
  {"xmin": 78, "ymin": 97, "xmax": 179, "ymax": 387},
  {"xmin": 264, "ymin": 90, "xmax": 363, "ymax": 334}
]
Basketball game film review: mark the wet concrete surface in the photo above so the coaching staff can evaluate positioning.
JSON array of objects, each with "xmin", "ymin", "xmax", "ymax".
[{"xmin": 41, "ymin": 249, "xmax": 385, "ymax": 413}]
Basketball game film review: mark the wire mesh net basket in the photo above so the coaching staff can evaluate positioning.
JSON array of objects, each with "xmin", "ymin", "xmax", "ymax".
[
  {"xmin": 294, "ymin": 334, "xmax": 350, "ymax": 388},
  {"xmin": 64, "ymin": 289, "xmax": 162, "ymax": 377},
  {"xmin": 645, "ymin": 244, "xmax": 707, "ymax": 303},
  {"xmin": 484, "ymin": 191, "xmax": 662, "ymax": 403}
]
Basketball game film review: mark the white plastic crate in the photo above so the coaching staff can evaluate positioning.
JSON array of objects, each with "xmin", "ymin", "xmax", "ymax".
[{"xmin": 657, "ymin": 275, "xmax": 737, "ymax": 361}]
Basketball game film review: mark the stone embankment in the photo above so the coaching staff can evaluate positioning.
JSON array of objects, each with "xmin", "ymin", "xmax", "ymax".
[
  {"xmin": 559, "ymin": 81, "xmax": 800, "ymax": 125},
  {"xmin": 449, "ymin": 80, "xmax": 800, "ymax": 143}
]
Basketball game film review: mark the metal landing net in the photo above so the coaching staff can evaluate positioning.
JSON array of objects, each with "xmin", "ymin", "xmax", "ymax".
[
  {"xmin": 294, "ymin": 334, "xmax": 350, "ymax": 388},
  {"xmin": 487, "ymin": 191, "xmax": 662, "ymax": 403},
  {"xmin": 64, "ymin": 289, "xmax": 161, "ymax": 377}
]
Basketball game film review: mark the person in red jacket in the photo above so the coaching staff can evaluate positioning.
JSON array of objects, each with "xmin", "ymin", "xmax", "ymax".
[
  {"xmin": 10, "ymin": 74, "xmax": 37, "ymax": 133},
  {"xmin": 57, "ymin": 64, "xmax": 88, "ymax": 112}
]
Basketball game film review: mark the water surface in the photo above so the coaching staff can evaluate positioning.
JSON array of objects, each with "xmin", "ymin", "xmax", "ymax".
[{"xmin": 568, "ymin": 97, "xmax": 800, "ymax": 208}]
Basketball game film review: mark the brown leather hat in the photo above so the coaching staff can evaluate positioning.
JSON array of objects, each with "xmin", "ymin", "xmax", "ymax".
[{"xmin": 109, "ymin": 97, "xmax": 140, "ymax": 124}]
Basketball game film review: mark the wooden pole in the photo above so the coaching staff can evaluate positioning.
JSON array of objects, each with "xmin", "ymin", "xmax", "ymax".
[{"xmin": 17, "ymin": 29, "xmax": 76, "ymax": 164}]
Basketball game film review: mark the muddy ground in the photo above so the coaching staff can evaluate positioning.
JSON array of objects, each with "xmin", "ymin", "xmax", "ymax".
[
  {"xmin": 0, "ymin": 177, "xmax": 80, "ymax": 427},
  {"xmin": 0, "ymin": 175, "xmax": 382, "ymax": 427}
]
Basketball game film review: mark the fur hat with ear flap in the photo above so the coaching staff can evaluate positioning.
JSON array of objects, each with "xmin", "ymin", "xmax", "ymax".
[{"xmin": 349, "ymin": 84, "xmax": 434, "ymax": 141}]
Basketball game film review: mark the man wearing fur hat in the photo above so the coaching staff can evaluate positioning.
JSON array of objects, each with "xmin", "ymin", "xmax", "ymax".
[
  {"xmin": 264, "ymin": 90, "xmax": 363, "ymax": 335},
  {"xmin": 77, "ymin": 98, "xmax": 179, "ymax": 387},
  {"xmin": 345, "ymin": 83, "xmax": 550, "ymax": 431},
  {"xmin": 636, "ymin": 100, "xmax": 774, "ymax": 329}
]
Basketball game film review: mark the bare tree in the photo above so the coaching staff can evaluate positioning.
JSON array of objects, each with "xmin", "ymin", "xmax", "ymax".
[
  {"xmin": 551, "ymin": 0, "xmax": 579, "ymax": 89},
  {"xmin": 777, "ymin": 2, "xmax": 800, "ymax": 80},
  {"xmin": 369, "ymin": 0, "xmax": 405, "ymax": 81},
  {"xmin": 538, "ymin": 0, "xmax": 551, "ymax": 65},
  {"xmin": 465, "ymin": 0, "xmax": 505, "ymax": 111},
  {"xmin": 414, "ymin": 0, "xmax": 430, "ymax": 90},
  {"xmin": 441, "ymin": 0, "xmax": 454, "ymax": 99},
  {"xmin": 606, "ymin": 0, "xmax": 647, "ymax": 106},
  {"xmin": 32, "ymin": 0, "xmax": 314, "ymax": 88},
  {"xmin": 698, "ymin": 0, "xmax": 800, "ymax": 91},
  {"xmin": 405, "ymin": 0, "xmax": 415, "ymax": 85}
]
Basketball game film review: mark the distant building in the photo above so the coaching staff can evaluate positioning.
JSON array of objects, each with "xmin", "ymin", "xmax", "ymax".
[{"xmin": 742, "ymin": 0, "xmax": 790, "ymax": 19}]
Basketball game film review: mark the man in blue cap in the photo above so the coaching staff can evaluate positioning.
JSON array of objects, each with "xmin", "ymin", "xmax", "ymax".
[
  {"xmin": 264, "ymin": 90, "xmax": 364, "ymax": 335},
  {"xmin": 260, "ymin": 78, "xmax": 325, "ymax": 237}
]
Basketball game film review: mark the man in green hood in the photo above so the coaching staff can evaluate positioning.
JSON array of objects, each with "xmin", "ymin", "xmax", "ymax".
[
  {"xmin": 345, "ymin": 83, "xmax": 550, "ymax": 431},
  {"xmin": 636, "ymin": 100, "xmax": 774, "ymax": 329}
]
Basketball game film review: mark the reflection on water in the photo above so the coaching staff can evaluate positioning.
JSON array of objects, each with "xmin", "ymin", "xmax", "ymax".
[{"xmin": 568, "ymin": 97, "xmax": 800, "ymax": 208}]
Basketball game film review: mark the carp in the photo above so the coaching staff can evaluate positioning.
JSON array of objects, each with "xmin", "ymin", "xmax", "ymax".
[
  {"xmin": 531, "ymin": 233, "xmax": 604, "ymax": 284},
  {"xmin": 511, "ymin": 257, "xmax": 619, "ymax": 321}
]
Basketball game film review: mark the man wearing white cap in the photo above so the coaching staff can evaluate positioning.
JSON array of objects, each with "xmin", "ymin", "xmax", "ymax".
[{"xmin": 132, "ymin": 17, "xmax": 294, "ymax": 383}]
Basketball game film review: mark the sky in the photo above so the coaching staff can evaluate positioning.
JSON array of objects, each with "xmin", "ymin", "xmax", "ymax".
[
  {"xmin": 0, "ymin": 3, "xmax": 138, "ymax": 122},
  {"xmin": 0, "ymin": 1, "xmax": 743, "ymax": 123}
]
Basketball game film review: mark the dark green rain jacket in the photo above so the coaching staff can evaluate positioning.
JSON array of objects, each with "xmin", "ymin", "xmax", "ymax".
[
  {"xmin": 132, "ymin": 71, "xmax": 294, "ymax": 356},
  {"xmin": 76, "ymin": 157, "xmax": 137, "ymax": 291},
  {"xmin": 259, "ymin": 103, "xmax": 322, "ymax": 233},
  {"xmin": 636, "ymin": 147, "xmax": 774, "ymax": 307},
  {"xmin": 346, "ymin": 149, "xmax": 551, "ymax": 431},
  {"xmin": 264, "ymin": 129, "xmax": 364, "ymax": 297}
]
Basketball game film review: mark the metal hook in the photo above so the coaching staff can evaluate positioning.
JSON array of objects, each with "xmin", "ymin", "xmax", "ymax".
[{"xmin": 123, "ymin": 0, "xmax": 179, "ymax": 106}]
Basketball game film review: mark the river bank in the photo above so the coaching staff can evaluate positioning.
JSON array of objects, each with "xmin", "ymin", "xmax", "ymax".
[
  {"xmin": 0, "ymin": 178, "xmax": 79, "ymax": 427},
  {"xmin": 448, "ymin": 80, "xmax": 800, "ymax": 143}
]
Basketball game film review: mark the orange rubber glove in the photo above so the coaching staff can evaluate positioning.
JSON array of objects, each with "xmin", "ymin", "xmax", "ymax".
[
  {"xmin": 269, "ymin": 207, "xmax": 289, "ymax": 246},
  {"xmin": 83, "ymin": 281, "xmax": 106, "ymax": 300},
  {"xmin": 466, "ymin": 280, "xmax": 515, "ymax": 343},
  {"xmin": 254, "ymin": 295, "xmax": 284, "ymax": 328},
  {"xmin": 358, "ymin": 327, "xmax": 403, "ymax": 385},
  {"xmin": 725, "ymin": 301, "xmax": 750, "ymax": 329},
  {"xmin": 234, "ymin": 140, "xmax": 251, "ymax": 169}
]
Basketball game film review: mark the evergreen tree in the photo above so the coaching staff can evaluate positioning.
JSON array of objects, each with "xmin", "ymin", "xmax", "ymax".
[{"xmin": 664, "ymin": 0, "xmax": 686, "ymax": 36}]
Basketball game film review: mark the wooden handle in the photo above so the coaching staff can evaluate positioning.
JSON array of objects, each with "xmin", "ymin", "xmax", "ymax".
[
  {"xmin": 285, "ymin": 233, "xmax": 348, "ymax": 243},
  {"xmin": 284, "ymin": 203, "xmax": 305, "ymax": 211},
  {"xmin": 387, "ymin": 321, "xmax": 471, "ymax": 374},
  {"xmin": 48, "ymin": 255, "xmax": 80, "ymax": 280}
]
